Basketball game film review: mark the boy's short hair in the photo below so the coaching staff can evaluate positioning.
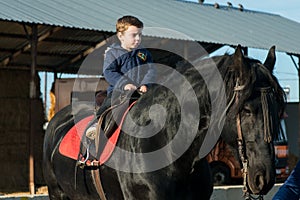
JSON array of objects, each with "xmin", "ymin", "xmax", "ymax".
[{"xmin": 116, "ymin": 15, "xmax": 143, "ymax": 33}]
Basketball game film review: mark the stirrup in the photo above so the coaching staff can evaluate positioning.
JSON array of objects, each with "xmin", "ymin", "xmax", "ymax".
[
  {"xmin": 86, "ymin": 123, "xmax": 97, "ymax": 140},
  {"xmin": 77, "ymin": 146, "xmax": 90, "ymax": 168}
]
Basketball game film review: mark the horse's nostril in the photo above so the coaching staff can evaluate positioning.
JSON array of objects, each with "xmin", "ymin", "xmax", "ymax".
[{"xmin": 255, "ymin": 174, "xmax": 265, "ymax": 190}]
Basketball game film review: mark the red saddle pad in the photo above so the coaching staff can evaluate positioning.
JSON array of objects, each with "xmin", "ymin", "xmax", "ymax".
[
  {"xmin": 59, "ymin": 101, "xmax": 136, "ymax": 164},
  {"xmin": 59, "ymin": 115, "xmax": 94, "ymax": 160}
]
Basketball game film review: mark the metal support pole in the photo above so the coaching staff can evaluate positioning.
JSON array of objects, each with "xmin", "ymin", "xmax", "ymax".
[
  {"xmin": 298, "ymin": 56, "xmax": 300, "ymax": 159},
  {"xmin": 29, "ymin": 24, "xmax": 38, "ymax": 195},
  {"xmin": 289, "ymin": 54, "xmax": 300, "ymax": 158},
  {"xmin": 44, "ymin": 72, "xmax": 48, "ymax": 118}
]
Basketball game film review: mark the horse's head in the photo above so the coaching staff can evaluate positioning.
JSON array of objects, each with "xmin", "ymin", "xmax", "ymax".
[{"xmin": 221, "ymin": 45, "xmax": 286, "ymax": 195}]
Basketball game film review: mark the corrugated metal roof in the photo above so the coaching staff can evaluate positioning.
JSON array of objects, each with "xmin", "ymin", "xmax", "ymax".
[{"xmin": 0, "ymin": 0, "xmax": 299, "ymax": 55}]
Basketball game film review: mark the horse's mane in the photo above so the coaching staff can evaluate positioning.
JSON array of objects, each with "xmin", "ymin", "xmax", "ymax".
[
  {"xmin": 211, "ymin": 54, "xmax": 286, "ymax": 116},
  {"xmin": 212, "ymin": 53, "xmax": 286, "ymax": 142}
]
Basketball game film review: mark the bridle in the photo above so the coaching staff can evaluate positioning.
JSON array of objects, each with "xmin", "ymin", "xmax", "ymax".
[{"xmin": 230, "ymin": 79, "xmax": 274, "ymax": 200}]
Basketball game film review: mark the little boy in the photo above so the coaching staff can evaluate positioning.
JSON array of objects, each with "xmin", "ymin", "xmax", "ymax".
[{"xmin": 86, "ymin": 15, "xmax": 156, "ymax": 137}]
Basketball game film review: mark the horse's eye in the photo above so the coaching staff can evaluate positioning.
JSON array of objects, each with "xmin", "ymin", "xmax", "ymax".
[{"xmin": 243, "ymin": 107, "xmax": 252, "ymax": 116}]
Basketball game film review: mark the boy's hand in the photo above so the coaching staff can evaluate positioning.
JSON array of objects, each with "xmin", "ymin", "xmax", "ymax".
[
  {"xmin": 124, "ymin": 84, "xmax": 137, "ymax": 91},
  {"xmin": 139, "ymin": 85, "xmax": 147, "ymax": 93}
]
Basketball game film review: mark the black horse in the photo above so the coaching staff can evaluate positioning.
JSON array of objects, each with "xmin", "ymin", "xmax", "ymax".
[{"xmin": 43, "ymin": 45, "xmax": 285, "ymax": 200}]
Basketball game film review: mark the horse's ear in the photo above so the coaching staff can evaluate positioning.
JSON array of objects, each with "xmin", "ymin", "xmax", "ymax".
[
  {"xmin": 263, "ymin": 46, "xmax": 276, "ymax": 72},
  {"xmin": 233, "ymin": 44, "xmax": 248, "ymax": 79},
  {"xmin": 233, "ymin": 44, "xmax": 245, "ymax": 67}
]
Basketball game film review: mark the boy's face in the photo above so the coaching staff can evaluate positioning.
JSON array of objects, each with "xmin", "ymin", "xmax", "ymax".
[{"xmin": 118, "ymin": 25, "xmax": 143, "ymax": 51}]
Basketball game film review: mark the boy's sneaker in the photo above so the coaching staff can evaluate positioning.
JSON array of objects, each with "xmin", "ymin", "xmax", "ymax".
[{"xmin": 86, "ymin": 123, "xmax": 97, "ymax": 140}]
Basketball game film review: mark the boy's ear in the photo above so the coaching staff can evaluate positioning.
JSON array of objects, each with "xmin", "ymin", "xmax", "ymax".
[{"xmin": 117, "ymin": 32, "xmax": 122, "ymax": 40}]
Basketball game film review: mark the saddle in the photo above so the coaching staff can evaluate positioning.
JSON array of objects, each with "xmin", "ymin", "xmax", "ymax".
[{"xmin": 77, "ymin": 91, "xmax": 140, "ymax": 167}]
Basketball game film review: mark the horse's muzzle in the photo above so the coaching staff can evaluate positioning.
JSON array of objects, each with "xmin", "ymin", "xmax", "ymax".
[{"xmin": 248, "ymin": 170, "xmax": 275, "ymax": 195}]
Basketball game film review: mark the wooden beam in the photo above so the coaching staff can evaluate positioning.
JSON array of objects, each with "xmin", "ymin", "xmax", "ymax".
[
  {"xmin": 0, "ymin": 32, "xmax": 100, "ymax": 46},
  {"xmin": 29, "ymin": 24, "xmax": 38, "ymax": 195},
  {"xmin": 44, "ymin": 37, "xmax": 100, "ymax": 46},
  {"xmin": 0, "ymin": 26, "xmax": 62, "ymax": 66},
  {"xmin": 0, "ymin": 32, "xmax": 27, "ymax": 39},
  {"xmin": 58, "ymin": 35, "xmax": 110, "ymax": 71},
  {"xmin": 20, "ymin": 51, "xmax": 76, "ymax": 57}
]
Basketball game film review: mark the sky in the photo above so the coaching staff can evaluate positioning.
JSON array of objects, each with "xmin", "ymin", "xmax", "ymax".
[
  {"xmin": 39, "ymin": 0, "xmax": 300, "ymax": 117},
  {"xmin": 190, "ymin": 0, "xmax": 300, "ymax": 23}
]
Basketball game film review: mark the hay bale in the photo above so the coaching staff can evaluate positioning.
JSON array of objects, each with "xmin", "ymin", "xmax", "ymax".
[{"xmin": 0, "ymin": 69, "xmax": 45, "ymax": 192}]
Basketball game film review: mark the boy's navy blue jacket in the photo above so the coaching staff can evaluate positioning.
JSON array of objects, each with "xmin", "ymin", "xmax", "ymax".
[
  {"xmin": 103, "ymin": 43, "xmax": 156, "ymax": 94},
  {"xmin": 273, "ymin": 160, "xmax": 300, "ymax": 200}
]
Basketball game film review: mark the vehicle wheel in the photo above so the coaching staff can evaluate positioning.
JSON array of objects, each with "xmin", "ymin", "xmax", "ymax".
[{"xmin": 210, "ymin": 162, "xmax": 231, "ymax": 186}]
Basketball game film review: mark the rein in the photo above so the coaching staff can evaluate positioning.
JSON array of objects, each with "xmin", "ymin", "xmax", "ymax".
[{"xmin": 230, "ymin": 81, "xmax": 273, "ymax": 200}]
